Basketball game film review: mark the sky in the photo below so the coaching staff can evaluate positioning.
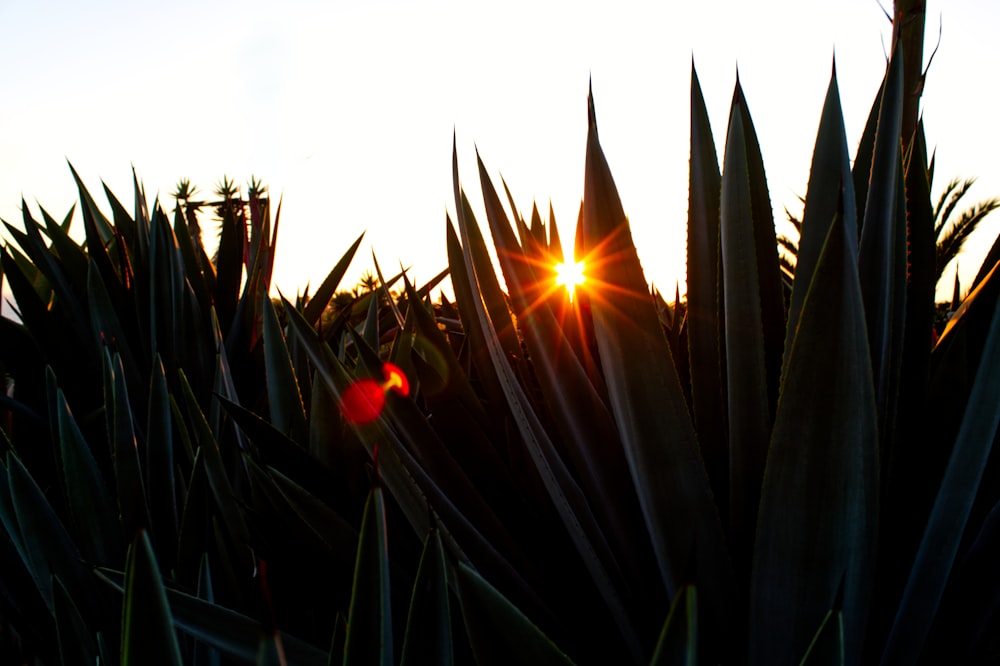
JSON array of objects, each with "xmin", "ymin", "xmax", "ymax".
[{"xmin": 2, "ymin": 0, "xmax": 999, "ymax": 304}]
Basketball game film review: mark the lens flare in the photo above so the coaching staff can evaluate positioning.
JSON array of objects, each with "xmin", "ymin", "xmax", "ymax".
[
  {"xmin": 555, "ymin": 260, "xmax": 586, "ymax": 300},
  {"xmin": 340, "ymin": 362, "xmax": 409, "ymax": 425}
]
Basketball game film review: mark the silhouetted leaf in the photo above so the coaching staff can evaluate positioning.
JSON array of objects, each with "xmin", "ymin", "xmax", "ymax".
[
  {"xmin": 751, "ymin": 210, "xmax": 877, "ymax": 665},
  {"xmin": 121, "ymin": 531, "xmax": 183, "ymax": 665},
  {"xmin": 456, "ymin": 562, "xmax": 574, "ymax": 666},
  {"xmin": 343, "ymin": 485, "xmax": 393, "ymax": 666},
  {"xmin": 400, "ymin": 528, "xmax": 453, "ymax": 666}
]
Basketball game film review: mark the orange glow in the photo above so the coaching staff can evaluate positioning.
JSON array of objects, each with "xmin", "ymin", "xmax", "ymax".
[
  {"xmin": 340, "ymin": 362, "xmax": 410, "ymax": 425},
  {"xmin": 554, "ymin": 260, "xmax": 586, "ymax": 300},
  {"xmin": 382, "ymin": 362, "xmax": 409, "ymax": 396}
]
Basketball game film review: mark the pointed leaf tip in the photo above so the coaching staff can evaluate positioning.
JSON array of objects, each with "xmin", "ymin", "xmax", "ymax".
[{"xmin": 587, "ymin": 82, "xmax": 597, "ymax": 132}]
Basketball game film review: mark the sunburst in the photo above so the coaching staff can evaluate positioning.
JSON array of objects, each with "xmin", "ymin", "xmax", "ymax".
[{"xmin": 554, "ymin": 260, "xmax": 586, "ymax": 301}]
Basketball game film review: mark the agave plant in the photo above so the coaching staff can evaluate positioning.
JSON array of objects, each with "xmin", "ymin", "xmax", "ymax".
[
  {"xmin": 779, "ymin": 169, "xmax": 1000, "ymax": 293},
  {"xmin": 2, "ymin": 24, "xmax": 1000, "ymax": 666}
]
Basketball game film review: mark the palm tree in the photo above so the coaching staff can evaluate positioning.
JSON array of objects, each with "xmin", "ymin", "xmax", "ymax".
[
  {"xmin": 933, "ymin": 177, "xmax": 1000, "ymax": 278},
  {"xmin": 778, "ymin": 177, "xmax": 998, "ymax": 292}
]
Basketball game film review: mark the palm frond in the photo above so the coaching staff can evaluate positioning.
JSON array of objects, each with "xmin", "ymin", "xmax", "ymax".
[
  {"xmin": 935, "ymin": 196, "xmax": 1000, "ymax": 275},
  {"xmin": 933, "ymin": 178, "xmax": 976, "ymax": 238}
]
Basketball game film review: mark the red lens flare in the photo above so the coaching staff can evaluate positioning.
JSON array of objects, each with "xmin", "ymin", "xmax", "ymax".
[{"xmin": 340, "ymin": 362, "xmax": 409, "ymax": 425}]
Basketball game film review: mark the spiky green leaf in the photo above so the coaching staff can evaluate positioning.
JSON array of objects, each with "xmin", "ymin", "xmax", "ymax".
[
  {"xmin": 650, "ymin": 585, "xmax": 697, "ymax": 666},
  {"xmin": 121, "ymin": 531, "xmax": 183, "ymax": 665},
  {"xmin": 343, "ymin": 485, "xmax": 393, "ymax": 666},
  {"xmin": 581, "ymin": 88, "xmax": 731, "ymax": 651},
  {"xmin": 883, "ymin": 263, "xmax": 1000, "ymax": 662},
  {"xmin": 456, "ymin": 562, "xmax": 574, "ymax": 666},
  {"xmin": 400, "ymin": 528, "xmax": 453, "ymax": 666},
  {"xmin": 686, "ymin": 62, "xmax": 727, "ymax": 514},
  {"xmin": 54, "ymin": 387, "xmax": 121, "ymax": 564},
  {"xmin": 750, "ymin": 210, "xmax": 877, "ymax": 665}
]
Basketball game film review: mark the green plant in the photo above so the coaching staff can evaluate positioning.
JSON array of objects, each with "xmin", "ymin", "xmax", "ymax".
[{"xmin": 1, "ymin": 29, "xmax": 1000, "ymax": 666}]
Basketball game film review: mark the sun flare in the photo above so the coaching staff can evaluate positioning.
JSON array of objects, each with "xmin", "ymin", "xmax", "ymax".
[{"xmin": 554, "ymin": 260, "xmax": 586, "ymax": 300}]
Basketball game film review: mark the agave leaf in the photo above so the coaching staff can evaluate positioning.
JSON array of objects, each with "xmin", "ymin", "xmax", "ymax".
[
  {"xmin": 88, "ymin": 264, "xmax": 143, "ymax": 396},
  {"xmin": 7, "ymin": 451, "xmax": 93, "ymax": 616},
  {"xmin": 97, "ymin": 567, "xmax": 328, "ymax": 665},
  {"xmin": 476, "ymin": 151, "xmax": 649, "ymax": 594},
  {"xmin": 581, "ymin": 88, "xmax": 732, "ymax": 649},
  {"xmin": 54, "ymin": 575, "xmax": 99, "ymax": 666},
  {"xmin": 256, "ymin": 633, "xmax": 287, "ymax": 666},
  {"xmin": 176, "ymin": 369, "xmax": 250, "ymax": 548},
  {"xmin": 298, "ymin": 306, "xmax": 541, "ymax": 619},
  {"xmin": 301, "ymin": 232, "xmax": 365, "ymax": 327},
  {"xmin": 0, "ymin": 457, "xmax": 28, "ymax": 576},
  {"xmin": 147, "ymin": 356, "xmax": 179, "ymax": 567},
  {"xmin": 176, "ymin": 448, "xmax": 211, "ymax": 586},
  {"xmin": 786, "ymin": 63, "xmax": 858, "ymax": 357},
  {"xmin": 307, "ymin": 367, "xmax": 346, "ymax": 472},
  {"xmin": 279, "ymin": 295, "xmax": 431, "ymax": 540},
  {"xmin": 455, "ymin": 561, "xmax": 574, "ymax": 666},
  {"xmin": 68, "ymin": 163, "xmax": 114, "ymax": 243},
  {"xmin": 328, "ymin": 613, "xmax": 347, "ymax": 666},
  {"xmin": 13, "ymin": 204, "xmax": 90, "ymax": 332},
  {"xmin": 69, "ymin": 163, "xmax": 121, "ymax": 298},
  {"xmin": 798, "ymin": 609, "xmax": 844, "ymax": 666},
  {"xmin": 54, "ymin": 386, "xmax": 121, "ymax": 564},
  {"xmin": 349, "ymin": 325, "xmax": 522, "ymax": 567},
  {"xmin": 971, "ymin": 235, "xmax": 1000, "ymax": 294},
  {"xmin": 454, "ymin": 139, "xmax": 643, "ymax": 662},
  {"xmin": 445, "ymin": 218, "xmax": 510, "ymax": 434},
  {"xmin": 39, "ymin": 205, "xmax": 87, "ymax": 282},
  {"xmin": 852, "ymin": 76, "xmax": 884, "ymax": 236},
  {"xmin": 0, "ymin": 458, "xmax": 53, "ymax": 627},
  {"xmin": 750, "ymin": 209, "xmax": 877, "ymax": 665},
  {"xmin": 213, "ymin": 196, "xmax": 245, "ymax": 336},
  {"xmin": 216, "ymin": 394, "xmax": 331, "ymax": 497},
  {"xmin": 530, "ymin": 203, "xmax": 546, "ymax": 248},
  {"xmin": 548, "ymin": 202, "xmax": 563, "ymax": 259},
  {"xmin": 209, "ymin": 308, "xmax": 251, "ymax": 455},
  {"xmin": 685, "ymin": 62, "xmax": 727, "ymax": 514},
  {"xmin": 400, "ymin": 528, "xmax": 453, "ymax": 666},
  {"xmin": 121, "ymin": 531, "xmax": 183, "ymax": 665},
  {"xmin": 398, "ymin": 255, "xmax": 496, "ymax": 432},
  {"xmin": 363, "ymin": 281, "xmax": 381, "ymax": 350},
  {"xmin": 131, "ymin": 170, "xmax": 151, "ymax": 264},
  {"xmin": 194, "ymin": 553, "xmax": 221, "ymax": 666},
  {"xmin": 720, "ymin": 92, "xmax": 772, "ymax": 575},
  {"xmin": 882, "ymin": 263, "xmax": 1000, "ymax": 662},
  {"xmin": 732, "ymin": 78, "xmax": 785, "ymax": 415},
  {"xmin": 5, "ymin": 241, "xmax": 49, "ymax": 298},
  {"xmin": 149, "ymin": 205, "xmax": 187, "ymax": 366},
  {"xmin": 103, "ymin": 181, "xmax": 138, "ymax": 255},
  {"xmin": 902, "ymin": 122, "xmax": 937, "ymax": 367},
  {"xmin": 104, "ymin": 349, "xmax": 151, "ymax": 537},
  {"xmin": 871, "ymin": 121, "xmax": 939, "ymax": 637},
  {"xmin": 264, "ymin": 464, "xmax": 358, "ymax": 558},
  {"xmin": 172, "ymin": 204, "xmax": 215, "ymax": 315},
  {"xmin": 262, "ymin": 296, "xmax": 308, "ymax": 442},
  {"xmin": 857, "ymin": 40, "xmax": 905, "ymax": 429},
  {"xmin": 1, "ymin": 247, "xmax": 54, "ymax": 342},
  {"xmin": 371, "ymin": 251, "xmax": 405, "ymax": 331},
  {"xmin": 343, "ymin": 485, "xmax": 393, "ymax": 666},
  {"xmin": 397, "ymin": 277, "xmax": 524, "ymax": 527},
  {"xmin": 388, "ymin": 285, "xmax": 422, "ymax": 398},
  {"xmin": 649, "ymin": 585, "xmax": 697, "ymax": 666},
  {"xmin": 451, "ymin": 141, "xmax": 520, "ymax": 365},
  {"xmin": 936, "ymin": 499, "xmax": 1000, "ymax": 657}
]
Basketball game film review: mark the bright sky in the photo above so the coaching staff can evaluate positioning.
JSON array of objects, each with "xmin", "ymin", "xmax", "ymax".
[{"xmin": 2, "ymin": 1, "xmax": 998, "ymax": 303}]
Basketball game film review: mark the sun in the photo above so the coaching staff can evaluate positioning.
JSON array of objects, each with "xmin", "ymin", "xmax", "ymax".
[{"xmin": 554, "ymin": 260, "xmax": 586, "ymax": 300}]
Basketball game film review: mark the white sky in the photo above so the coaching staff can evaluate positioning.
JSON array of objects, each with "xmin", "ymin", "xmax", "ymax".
[{"xmin": 2, "ymin": 0, "xmax": 998, "ymax": 303}]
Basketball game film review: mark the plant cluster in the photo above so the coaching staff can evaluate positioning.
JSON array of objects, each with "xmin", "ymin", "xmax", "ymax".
[{"xmin": 0, "ymin": 32, "xmax": 999, "ymax": 666}]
